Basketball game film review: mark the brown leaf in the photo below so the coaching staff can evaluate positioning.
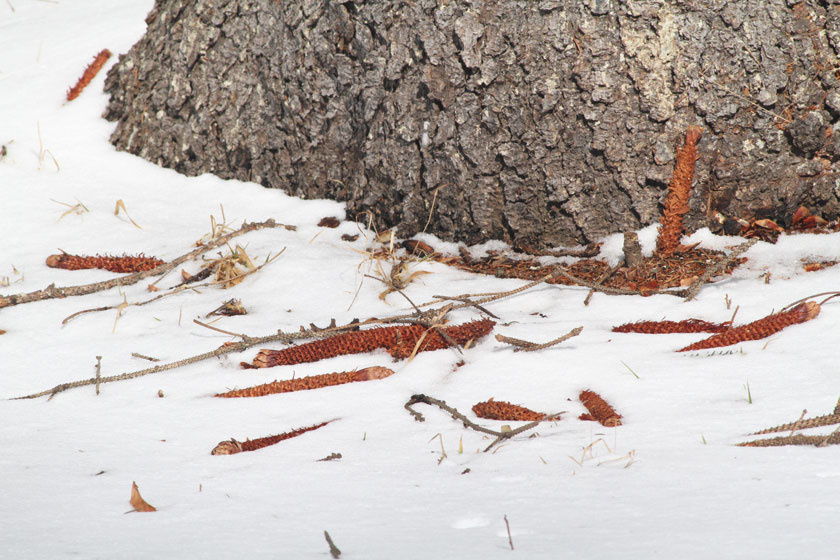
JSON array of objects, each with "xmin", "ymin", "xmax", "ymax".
[
  {"xmin": 679, "ymin": 275, "xmax": 698, "ymax": 287},
  {"xmin": 401, "ymin": 239, "xmax": 435, "ymax": 256},
  {"xmin": 318, "ymin": 216, "xmax": 341, "ymax": 228},
  {"xmin": 791, "ymin": 206, "xmax": 810, "ymax": 227},
  {"xmin": 754, "ymin": 219, "xmax": 783, "ymax": 232},
  {"xmin": 130, "ymin": 481, "xmax": 157, "ymax": 512}
]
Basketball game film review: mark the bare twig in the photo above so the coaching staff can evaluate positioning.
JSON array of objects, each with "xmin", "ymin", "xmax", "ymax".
[
  {"xmin": 13, "ymin": 319, "xmax": 364, "ymax": 400},
  {"xmin": 682, "ymin": 238, "xmax": 758, "ymax": 301},
  {"xmin": 504, "ymin": 515, "xmax": 514, "ymax": 551},
  {"xmin": 131, "ymin": 353, "xmax": 160, "ymax": 362},
  {"xmin": 404, "ymin": 393, "xmax": 562, "ymax": 453},
  {"xmin": 495, "ymin": 326, "xmax": 583, "ymax": 352},
  {"xmin": 431, "ymin": 295, "xmax": 499, "ymax": 319},
  {"xmin": 781, "ymin": 291, "xmax": 840, "ymax": 312},
  {"xmin": 94, "ymin": 356, "xmax": 102, "ymax": 396},
  {"xmin": 61, "ymin": 249, "xmax": 283, "ymax": 324},
  {"xmin": 324, "ymin": 531, "xmax": 341, "ymax": 559},
  {"xmin": 1, "ymin": 219, "xmax": 292, "ymax": 310},
  {"xmin": 514, "ymin": 243, "xmax": 601, "ymax": 259}
]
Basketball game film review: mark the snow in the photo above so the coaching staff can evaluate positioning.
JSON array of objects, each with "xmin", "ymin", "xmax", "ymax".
[{"xmin": 2, "ymin": 2, "xmax": 840, "ymax": 559}]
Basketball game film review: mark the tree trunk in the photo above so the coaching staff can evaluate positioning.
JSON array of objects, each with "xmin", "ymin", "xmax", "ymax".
[{"xmin": 103, "ymin": 0, "xmax": 840, "ymax": 247}]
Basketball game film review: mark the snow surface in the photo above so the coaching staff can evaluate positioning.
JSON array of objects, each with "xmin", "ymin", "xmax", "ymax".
[{"xmin": 2, "ymin": 2, "xmax": 840, "ymax": 559}]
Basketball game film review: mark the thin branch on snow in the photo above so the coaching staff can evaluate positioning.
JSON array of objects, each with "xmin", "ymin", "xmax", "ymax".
[
  {"xmin": 404, "ymin": 393, "xmax": 562, "ymax": 452},
  {"xmin": 0, "ymin": 219, "xmax": 293, "ymax": 310}
]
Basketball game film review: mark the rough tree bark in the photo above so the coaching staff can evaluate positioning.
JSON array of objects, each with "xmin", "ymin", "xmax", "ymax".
[{"xmin": 103, "ymin": 0, "xmax": 840, "ymax": 248}]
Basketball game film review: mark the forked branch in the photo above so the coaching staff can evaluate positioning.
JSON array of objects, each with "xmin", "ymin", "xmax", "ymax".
[{"xmin": 0, "ymin": 219, "xmax": 292, "ymax": 310}]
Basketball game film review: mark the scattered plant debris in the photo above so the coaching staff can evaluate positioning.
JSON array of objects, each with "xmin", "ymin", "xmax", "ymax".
[
  {"xmin": 114, "ymin": 199, "xmax": 142, "ymax": 229},
  {"xmin": 715, "ymin": 206, "xmax": 840, "ymax": 243},
  {"xmin": 441, "ymin": 245, "xmax": 744, "ymax": 295},
  {"xmin": 802, "ymin": 260, "xmax": 838, "ymax": 272},
  {"xmin": 206, "ymin": 298, "xmax": 247, "ymax": 317}
]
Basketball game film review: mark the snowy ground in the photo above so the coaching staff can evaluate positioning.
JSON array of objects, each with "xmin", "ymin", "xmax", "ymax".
[{"xmin": 2, "ymin": 2, "xmax": 840, "ymax": 559}]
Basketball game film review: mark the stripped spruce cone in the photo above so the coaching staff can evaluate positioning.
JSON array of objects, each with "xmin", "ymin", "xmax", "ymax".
[
  {"xmin": 67, "ymin": 48, "xmax": 112, "ymax": 101},
  {"xmin": 612, "ymin": 318, "xmax": 731, "ymax": 334},
  {"xmin": 46, "ymin": 252, "xmax": 164, "ymax": 273},
  {"xmin": 656, "ymin": 126, "xmax": 702, "ymax": 255},
  {"xmin": 390, "ymin": 319, "xmax": 495, "ymax": 359},
  {"xmin": 751, "ymin": 398, "xmax": 840, "ymax": 435},
  {"xmin": 245, "ymin": 318, "xmax": 495, "ymax": 368},
  {"xmin": 211, "ymin": 421, "xmax": 331, "ymax": 455},
  {"xmin": 472, "ymin": 399, "xmax": 546, "ymax": 421},
  {"xmin": 579, "ymin": 390, "xmax": 622, "ymax": 427},
  {"xmin": 738, "ymin": 432, "xmax": 840, "ymax": 448},
  {"xmin": 215, "ymin": 367, "xmax": 394, "ymax": 398},
  {"xmin": 751, "ymin": 412, "xmax": 840, "ymax": 435},
  {"xmin": 677, "ymin": 302, "xmax": 819, "ymax": 352}
]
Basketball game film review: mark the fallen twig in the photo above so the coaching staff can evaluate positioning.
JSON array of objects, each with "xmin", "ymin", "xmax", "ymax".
[
  {"xmin": 495, "ymin": 326, "xmax": 583, "ymax": 352},
  {"xmin": 94, "ymin": 356, "xmax": 102, "ymax": 396},
  {"xmin": 131, "ymin": 353, "xmax": 160, "ymax": 362},
  {"xmin": 749, "ymin": 397, "xmax": 840, "ymax": 435},
  {"xmin": 13, "ymin": 318, "xmax": 363, "ymax": 400},
  {"xmin": 1, "ymin": 219, "xmax": 292, "ymax": 310},
  {"xmin": 61, "ymin": 250, "xmax": 283, "ymax": 324},
  {"xmin": 324, "ymin": 530, "xmax": 342, "ymax": 559},
  {"xmin": 404, "ymin": 393, "xmax": 562, "ymax": 452},
  {"xmin": 584, "ymin": 259, "xmax": 624, "ymax": 306},
  {"xmin": 682, "ymin": 238, "xmax": 758, "ymax": 301}
]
